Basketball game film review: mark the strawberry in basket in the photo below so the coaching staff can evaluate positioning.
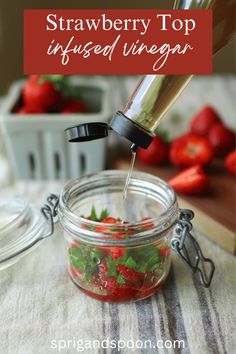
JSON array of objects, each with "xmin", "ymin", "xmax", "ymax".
[
  {"xmin": 22, "ymin": 75, "xmax": 62, "ymax": 111},
  {"xmin": 19, "ymin": 75, "xmax": 88, "ymax": 114}
]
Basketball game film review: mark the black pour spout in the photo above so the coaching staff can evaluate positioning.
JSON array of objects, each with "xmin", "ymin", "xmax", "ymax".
[{"xmin": 65, "ymin": 111, "xmax": 154, "ymax": 151}]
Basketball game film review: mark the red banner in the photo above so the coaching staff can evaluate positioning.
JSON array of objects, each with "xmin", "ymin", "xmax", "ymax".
[{"xmin": 24, "ymin": 9, "xmax": 212, "ymax": 75}]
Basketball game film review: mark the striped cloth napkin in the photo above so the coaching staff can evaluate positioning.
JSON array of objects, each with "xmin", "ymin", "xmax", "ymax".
[{"xmin": 0, "ymin": 182, "xmax": 235, "ymax": 354}]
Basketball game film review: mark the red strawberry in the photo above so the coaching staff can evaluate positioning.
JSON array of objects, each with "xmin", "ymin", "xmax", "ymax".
[
  {"xmin": 18, "ymin": 106, "xmax": 45, "ymax": 114},
  {"xmin": 98, "ymin": 259, "xmax": 109, "ymax": 277},
  {"xmin": 98, "ymin": 261, "xmax": 136, "ymax": 297},
  {"xmin": 208, "ymin": 123, "xmax": 235, "ymax": 157},
  {"xmin": 69, "ymin": 242, "xmax": 79, "ymax": 249},
  {"xmin": 113, "ymin": 231, "xmax": 127, "ymax": 238},
  {"xmin": 190, "ymin": 106, "xmax": 221, "ymax": 136},
  {"xmin": 117, "ymin": 264, "xmax": 144, "ymax": 288},
  {"xmin": 160, "ymin": 247, "xmax": 170, "ymax": 257},
  {"xmin": 96, "ymin": 245, "xmax": 124, "ymax": 259},
  {"xmin": 110, "ymin": 247, "xmax": 124, "ymax": 259},
  {"xmin": 61, "ymin": 99, "xmax": 88, "ymax": 114},
  {"xmin": 91, "ymin": 274, "xmax": 102, "ymax": 287},
  {"xmin": 138, "ymin": 136, "xmax": 169, "ymax": 165},
  {"xmin": 95, "ymin": 214, "xmax": 125, "ymax": 256},
  {"xmin": 170, "ymin": 133, "xmax": 213, "ymax": 168},
  {"xmin": 23, "ymin": 75, "xmax": 60, "ymax": 110},
  {"xmin": 225, "ymin": 150, "xmax": 236, "ymax": 176},
  {"xmin": 105, "ymin": 278, "xmax": 136, "ymax": 297},
  {"xmin": 94, "ymin": 217, "xmax": 120, "ymax": 234},
  {"xmin": 102, "ymin": 217, "xmax": 119, "ymax": 224},
  {"xmin": 140, "ymin": 217, "xmax": 155, "ymax": 229},
  {"xmin": 169, "ymin": 165, "xmax": 209, "ymax": 195}
]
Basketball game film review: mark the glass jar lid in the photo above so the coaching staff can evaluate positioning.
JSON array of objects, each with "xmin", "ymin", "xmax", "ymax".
[{"xmin": 0, "ymin": 197, "xmax": 50, "ymax": 270}]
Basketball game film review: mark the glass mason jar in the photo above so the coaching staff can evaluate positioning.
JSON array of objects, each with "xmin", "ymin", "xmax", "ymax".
[
  {"xmin": 58, "ymin": 170, "xmax": 178, "ymax": 302},
  {"xmin": 0, "ymin": 170, "xmax": 214, "ymax": 302}
]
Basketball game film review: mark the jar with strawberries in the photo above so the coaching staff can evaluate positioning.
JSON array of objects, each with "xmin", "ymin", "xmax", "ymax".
[
  {"xmin": 57, "ymin": 170, "xmax": 214, "ymax": 302},
  {"xmin": 0, "ymin": 170, "xmax": 214, "ymax": 302}
]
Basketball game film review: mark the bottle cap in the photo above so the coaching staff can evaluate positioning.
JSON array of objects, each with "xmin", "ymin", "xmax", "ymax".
[
  {"xmin": 65, "ymin": 112, "xmax": 154, "ymax": 149},
  {"xmin": 65, "ymin": 122, "xmax": 109, "ymax": 142}
]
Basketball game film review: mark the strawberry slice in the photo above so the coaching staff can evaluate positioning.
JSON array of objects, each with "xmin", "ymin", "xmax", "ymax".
[
  {"xmin": 98, "ymin": 261, "xmax": 136, "ymax": 297},
  {"xmin": 160, "ymin": 247, "xmax": 170, "ymax": 257},
  {"xmin": 140, "ymin": 217, "xmax": 155, "ymax": 229},
  {"xmin": 94, "ymin": 217, "xmax": 120, "ymax": 233},
  {"xmin": 170, "ymin": 134, "xmax": 213, "ymax": 168},
  {"xmin": 96, "ymin": 245, "xmax": 124, "ymax": 260},
  {"xmin": 110, "ymin": 247, "xmax": 124, "ymax": 259},
  {"xmin": 95, "ymin": 216, "xmax": 125, "ymax": 259},
  {"xmin": 102, "ymin": 217, "xmax": 119, "ymax": 223},
  {"xmin": 117, "ymin": 264, "xmax": 145, "ymax": 288},
  {"xmin": 225, "ymin": 150, "xmax": 236, "ymax": 176},
  {"xmin": 102, "ymin": 277, "xmax": 134, "ymax": 296},
  {"xmin": 169, "ymin": 165, "xmax": 209, "ymax": 195}
]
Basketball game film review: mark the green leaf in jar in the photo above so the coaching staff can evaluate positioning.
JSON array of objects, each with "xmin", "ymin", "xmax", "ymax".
[
  {"xmin": 90, "ymin": 248, "xmax": 101, "ymax": 263},
  {"xmin": 90, "ymin": 205, "xmax": 98, "ymax": 221},
  {"xmin": 145, "ymin": 253, "xmax": 161, "ymax": 270},
  {"xmin": 68, "ymin": 243, "xmax": 104, "ymax": 283},
  {"xmin": 70, "ymin": 257, "xmax": 86, "ymax": 271},
  {"xmin": 83, "ymin": 273, "xmax": 90, "ymax": 283},
  {"xmin": 69, "ymin": 247, "xmax": 83, "ymax": 258},
  {"xmin": 89, "ymin": 206, "xmax": 109, "ymax": 222},
  {"xmin": 125, "ymin": 256, "xmax": 137, "ymax": 269},
  {"xmin": 124, "ymin": 244, "xmax": 162, "ymax": 273},
  {"xmin": 99, "ymin": 209, "xmax": 109, "ymax": 221},
  {"xmin": 107, "ymin": 256, "xmax": 117, "ymax": 274},
  {"xmin": 117, "ymin": 274, "xmax": 125, "ymax": 284}
]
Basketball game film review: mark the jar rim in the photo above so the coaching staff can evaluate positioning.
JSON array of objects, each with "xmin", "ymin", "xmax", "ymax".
[{"xmin": 58, "ymin": 170, "xmax": 178, "ymax": 241}]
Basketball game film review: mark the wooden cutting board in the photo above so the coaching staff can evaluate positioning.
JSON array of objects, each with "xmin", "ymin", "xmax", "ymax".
[{"xmin": 115, "ymin": 159, "xmax": 236, "ymax": 255}]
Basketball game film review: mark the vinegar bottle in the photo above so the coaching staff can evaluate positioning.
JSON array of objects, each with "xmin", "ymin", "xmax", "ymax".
[{"xmin": 110, "ymin": 0, "xmax": 236, "ymax": 149}]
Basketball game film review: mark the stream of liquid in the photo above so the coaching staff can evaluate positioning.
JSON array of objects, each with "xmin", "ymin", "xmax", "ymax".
[{"xmin": 123, "ymin": 151, "xmax": 136, "ymax": 201}]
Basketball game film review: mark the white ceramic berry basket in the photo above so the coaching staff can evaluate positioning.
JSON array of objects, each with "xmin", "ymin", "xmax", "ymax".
[{"xmin": 0, "ymin": 77, "xmax": 112, "ymax": 180}]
